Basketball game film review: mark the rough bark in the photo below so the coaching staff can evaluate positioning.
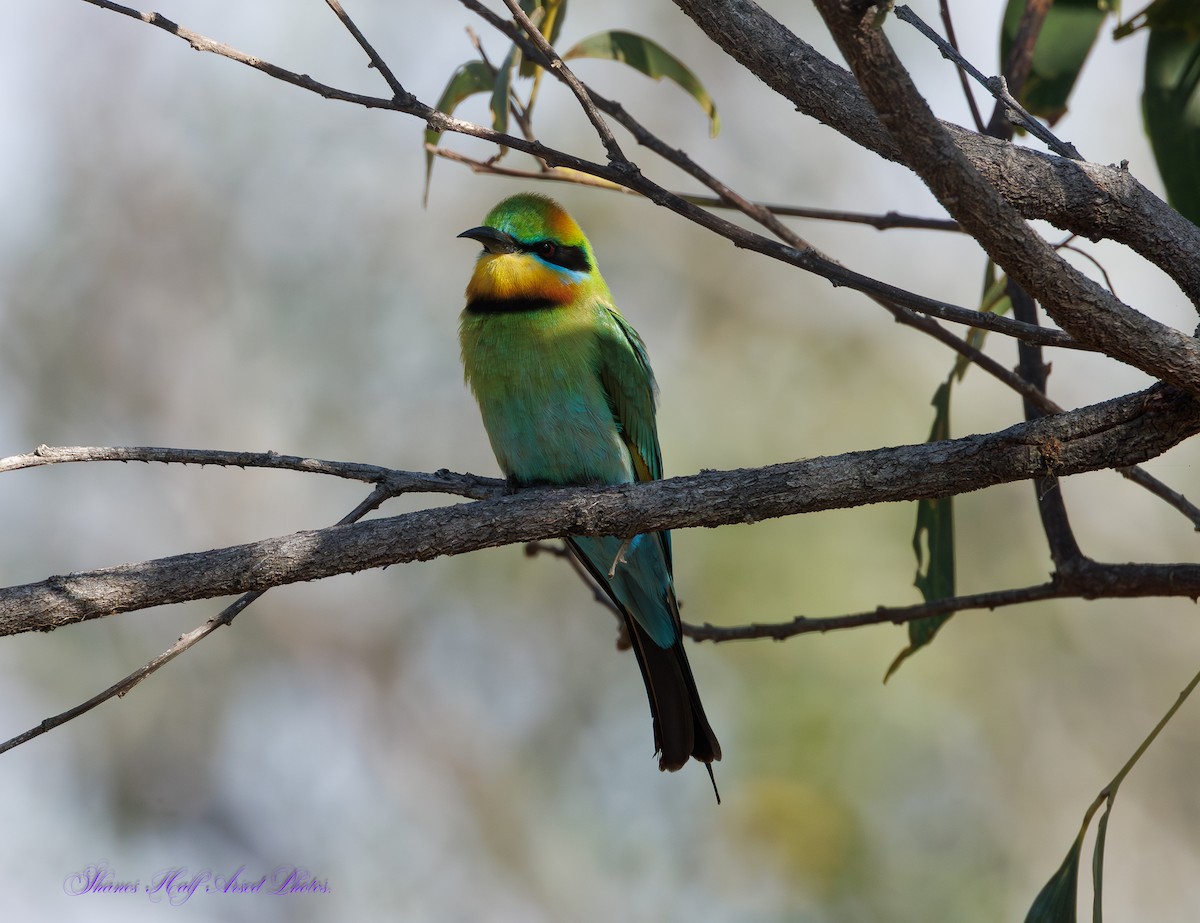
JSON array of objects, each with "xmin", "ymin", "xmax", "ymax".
[{"xmin": 3, "ymin": 385, "xmax": 1197, "ymax": 636}]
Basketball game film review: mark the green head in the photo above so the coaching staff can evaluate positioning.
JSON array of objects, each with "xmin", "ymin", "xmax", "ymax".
[{"xmin": 459, "ymin": 193, "xmax": 605, "ymax": 307}]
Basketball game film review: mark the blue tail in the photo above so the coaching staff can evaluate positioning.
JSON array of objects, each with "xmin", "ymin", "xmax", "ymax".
[{"xmin": 568, "ymin": 534, "xmax": 721, "ymax": 780}]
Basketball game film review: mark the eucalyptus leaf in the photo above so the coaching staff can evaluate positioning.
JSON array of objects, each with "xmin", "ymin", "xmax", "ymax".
[
  {"xmin": 886, "ymin": 255, "xmax": 1015, "ymax": 680},
  {"xmin": 1143, "ymin": 21, "xmax": 1200, "ymax": 224},
  {"xmin": 953, "ymin": 261, "xmax": 1012, "ymax": 382},
  {"xmin": 1001, "ymin": 0, "xmax": 1112, "ymax": 123},
  {"xmin": 564, "ymin": 30, "xmax": 720, "ymax": 136},
  {"xmin": 1091, "ymin": 804, "xmax": 1113, "ymax": 923},
  {"xmin": 1024, "ymin": 835, "xmax": 1083, "ymax": 923},
  {"xmin": 490, "ymin": 45, "xmax": 518, "ymax": 138},
  {"xmin": 424, "ymin": 61, "xmax": 496, "ymax": 202},
  {"xmin": 1116, "ymin": 0, "xmax": 1200, "ymax": 38},
  {"xmin": 885, "ymin": 380, "xmax": 955, "ymax": 681},
  {"xmin": 518, "ymin": 0, "xmax": 568, "ymax": 78}
]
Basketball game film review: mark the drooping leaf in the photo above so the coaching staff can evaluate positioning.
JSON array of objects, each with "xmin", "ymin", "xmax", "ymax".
[
  {"xmin": 424, "ymin": 61, "xmax": 496, "ymax": 203},
  {"xmin": 1143, "ymin": 20, "xmax": 1200, "ymax": 224},
  {"xmin": 1025, "ymin": 835, "xmax": 1083, "ymax": 923},
  {"xmin": 518, "ymin": 0, "xmax": 569, "ymax": 78},
  {"xmin": 952, "ymin": 260, "xmax": 1012, "ymax": 382},
  {"xmin": 1115, "ymin": 0, "xmax": 1200, "ymax": 38},
  {"xmin": 1025, "ymin": 668, "xmax": 1200, "ymax": 922},
  {"xmin": 886, "ymin": 256, "xmax": 1017, "ymax": 680},
  {"xmin": 1091, "ymin": 804, "xmax": 1113, "ymax": 923},
  {"xmin": 884, "ymin": 380, "xmax": 955, "ymax": 681},
  {"xmin": 564, "ymin": 30, "xmax": 720, "ymax": 136},
  {"xmin": 490, "ymin": 45, "xmax": 518, "ymax": 138},
  {"xmin": 1001, "ymin": 0, "xmax": 1114, "ymax": 124}
]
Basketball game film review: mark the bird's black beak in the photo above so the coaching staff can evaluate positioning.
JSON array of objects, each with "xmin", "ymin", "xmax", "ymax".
[{"xmin": 457, "ymin": 226, "xmax": 520, "ymax": 255}]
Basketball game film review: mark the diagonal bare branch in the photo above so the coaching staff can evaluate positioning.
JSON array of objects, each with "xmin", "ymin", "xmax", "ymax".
[
  {"xmin": 812, "ymin": 0, "xmax": 1200, "ymax": 395},
  {"xmin": 669, "ymin": 0, "xmax": 1200, "ymax": 311}
]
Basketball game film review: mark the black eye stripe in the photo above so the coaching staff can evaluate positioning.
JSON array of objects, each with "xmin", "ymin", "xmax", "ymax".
[{"xmin": 518, "ymin": 239, "xmax": 591, "ymax": 273}]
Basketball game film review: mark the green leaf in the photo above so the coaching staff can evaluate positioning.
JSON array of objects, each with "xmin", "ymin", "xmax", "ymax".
[
  {"xmin": 1143, "ymin": 21, "xmax": 1200, "ymax": 224},
  {"xmin": 884, "ymin": 380, "xmax": 956, "ymax": 681},
  {"xmin": 952, "ymin": 261, "xmax": 1012, "ymax": 382},
  {"xmin": 563, "ymin": 31, "xmax": 720, "ymax": 136},
  {"xmin": 1025, "ymin": 835, "xmax": 1083, "ymax": 923},
  {"xmin": 1091, "ymin": 804, "xmax": 1113, "ymax": 923},
  {"xmin": 1001, "ymin": 0, "xmax": 1113, "ymax": 124},
  {"xmin": 888, "ymin": 257, "xmax": 1020, "ymax": 680},
  {"xmin": 490, "ymin": 45, "xmax": 518, "ymax": 138},
  {"xmin": 518, "ymin": 0, "xmax": 569, "ymax": 78},
  {"xmin": 1116, "ymin": 0, "xmax": 1200, "ymax": 38},
  {"xmin": 424, "ymin": 61, "xmax": 496, "ymax": 203}
]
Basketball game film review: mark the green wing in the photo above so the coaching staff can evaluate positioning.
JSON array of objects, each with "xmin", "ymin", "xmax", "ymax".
[
  {"xmin": 597, "ymin": 305, "xmax": 662, "ymax": 482},
  {"xmin": 596, "ymin": 305, "xmax": 672, "ymax": 570}
]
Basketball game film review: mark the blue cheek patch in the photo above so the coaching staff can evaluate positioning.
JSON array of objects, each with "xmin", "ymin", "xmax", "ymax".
[{"xmin": 533, "ymin": 256, "xmax": 589, "ymax": 285}]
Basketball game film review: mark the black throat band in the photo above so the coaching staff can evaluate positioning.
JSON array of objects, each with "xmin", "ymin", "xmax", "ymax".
[{"xmin": 465, "ymin": 296, "xmax": 561, "ymax": 315}]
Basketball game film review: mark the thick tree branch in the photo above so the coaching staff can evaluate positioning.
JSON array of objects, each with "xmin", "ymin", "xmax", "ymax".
[
  {"xmin": 670, "ymin": 0, "xmax": 1200, "ymax": 310},
  {"xmin": 3, "ymin": 385, "xmax": 1197, "ymax": 637},
  {"xmin": 812, "ymin": 0, "xmax": 1200, "ymax": 396}
]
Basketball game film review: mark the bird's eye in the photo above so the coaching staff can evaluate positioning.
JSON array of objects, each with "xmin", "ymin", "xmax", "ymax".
[{"xmin": 536, "ymin": 241, "xmax": 557, "ymax": 259}]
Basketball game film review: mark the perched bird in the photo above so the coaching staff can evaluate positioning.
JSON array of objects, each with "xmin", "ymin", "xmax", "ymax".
[{"xmin": 457, "ymin": 192, "xmax": 721, "ymax": 790}]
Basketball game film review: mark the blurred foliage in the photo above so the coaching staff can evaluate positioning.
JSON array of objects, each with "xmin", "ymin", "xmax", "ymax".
[
  {"xmin": 1140, "ymin": 9, "xmax": 1200, "ymax": 224},
  {"xmin": 888, "ymin": 265, "xmax": 1011, "ymax": 678},
  {"xmin": 1001, "ymin": 0, "xmax": 1116, "ymax": 124},
  {"xmin": 997, "ymin": 0, "xmax": 1200, "ymax": 230}
]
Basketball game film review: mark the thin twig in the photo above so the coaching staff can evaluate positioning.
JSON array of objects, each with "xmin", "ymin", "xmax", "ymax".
[
  {"xmin": 1009, "ymin": 281, "xmax": 1084, "ymax": 568},
  {"xmin": 79, "ymin": 0, "xmax": 401, "ymax": 110},
  {"xmin": 680, "ymin": 194, "xmax": 961, "ymax": 232},
  {"xmin": 322, "ymin": 0, "xmax": 410, "ymax": 101},
  {"xmin": 990, "ymin": 0, "xmax": 1052, "ymax": 136},
  {"xmin": 684, "ymin": 581, "xmax": 1063, "ymax": 641},
  {"xmin": 939, "ymin": 0, "xmax": 985, "ymax": 132},
  {"xmin": 1119, "ymin": 465, "xmax": 1200, "ymax": 530},
  {"xmin": 893, "ymin": 4, "xmax": 1082, "ymax": 159},
  {"xmin": 525, "ymin": 541, "xmax": 628, "ymax": 647},
  {"xmin": 429, "ymin": 146, "xmax": 963, "ymax": 231},
  {"xmin": 0, "ymin": 482, "xmax": 395, "ymax": 756},
  {"xmin": 0, "ymin": 445, "xmax": 504, "ymax": 499},
  {"xmin": 498, "ymin": 0, "xmax": 627, "ymax": 166},
  {"xmin": 1056, "ymin": 238, "xmax": 1119, "ymax": 298},
  {"xmin": 880, "ymin": 297, "xmax": 1059, "ymax": 414}
]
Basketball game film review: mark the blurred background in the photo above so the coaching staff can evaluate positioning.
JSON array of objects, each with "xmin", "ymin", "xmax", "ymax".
[{"xmin": 2, "ymin": 1, "xmax": 1198, "ymax": 920}]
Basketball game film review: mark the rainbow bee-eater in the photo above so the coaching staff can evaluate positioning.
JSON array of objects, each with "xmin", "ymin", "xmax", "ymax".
[{"xmin": 458, "ymin": 193, "xmax": 721, "ymax": 787}]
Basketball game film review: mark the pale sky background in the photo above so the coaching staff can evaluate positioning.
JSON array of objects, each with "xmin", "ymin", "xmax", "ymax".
[{"xmin": 2, "ymin": 2, "xmax": 1198, "ymax": 921}]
